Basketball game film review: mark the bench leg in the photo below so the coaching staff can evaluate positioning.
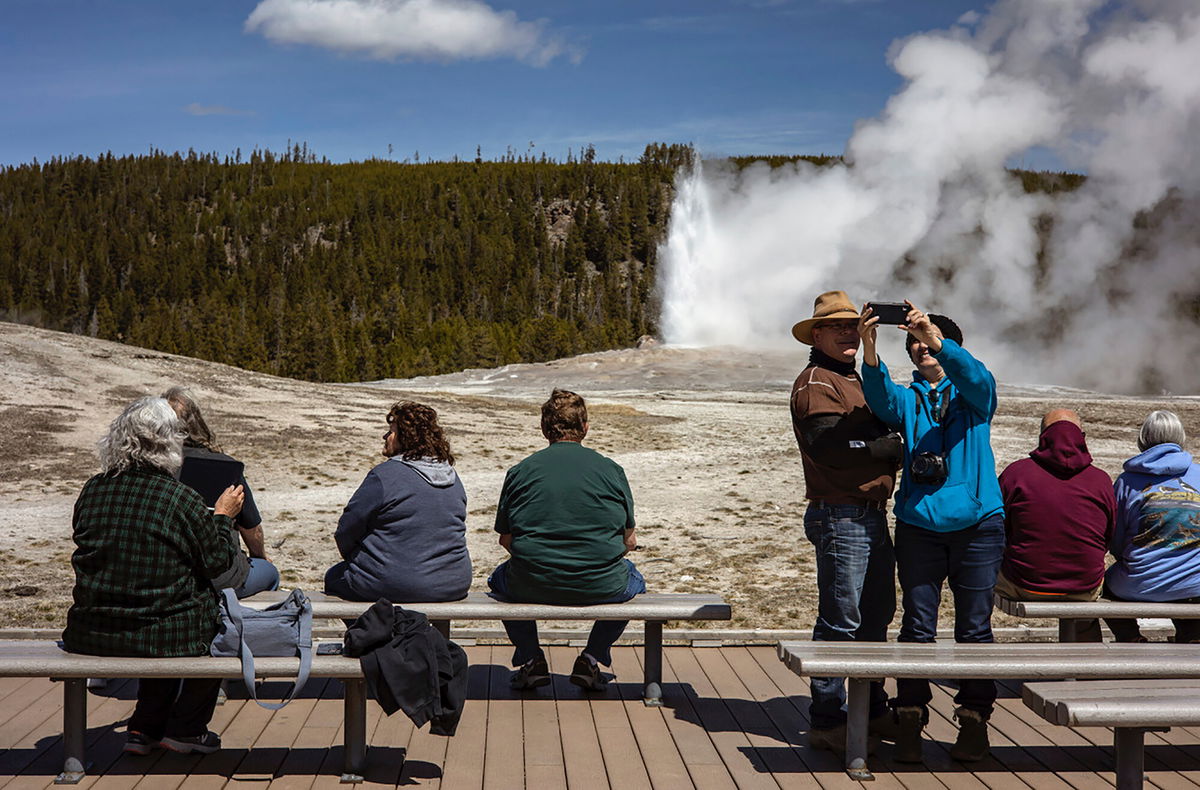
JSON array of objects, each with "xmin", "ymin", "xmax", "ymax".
[
  {"xmin": 432, "ymin": 619, "xmax": 450, "ymax": 640},
  {"xmin": 55, "ymin": 679, "xmax": 87, "ymax": 785},
  {"xmin": 341, "ymin": 679, "xmax": 367, "ymax": 784},
  {"xmin": 845, "ymin": 678, "xmax": 873, "ymax": 781},
  {"xmin": 1114, "ymin": 727, "xmax": 1146, "ymax": 790},
  {"xmin": 643, "ymin": 620, "xmax": 664, "ymax": 706}
]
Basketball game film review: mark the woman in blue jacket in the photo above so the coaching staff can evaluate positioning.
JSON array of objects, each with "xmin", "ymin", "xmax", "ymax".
[
  {"xmin": 1104, "ymin": 410, "xmax": 1200, "ymax": 643},
  {"xmin": 858, "ymin": 302, "xmax": 1004, "ymax": 765},
  {"xmin": 325, "ymin": 402, "xmax": 472, "ymax": 602}
]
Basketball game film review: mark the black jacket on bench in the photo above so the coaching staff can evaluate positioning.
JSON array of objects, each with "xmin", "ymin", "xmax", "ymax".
[{"xmin": 344, "ymin": 601, "xmax": 467, "ymax": 736}]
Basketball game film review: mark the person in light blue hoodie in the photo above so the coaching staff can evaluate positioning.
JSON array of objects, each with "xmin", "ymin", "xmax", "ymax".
[
  {"xmin": 858, "ymin": 302, "xmax": 1004, "ymax": 764},
  {"xmin": 1104, "ymin": 410, "xmax": 1200, "ymax": 643},
  {"xmin": 325, "ymin": 401, "xmax": 471, "ymax": 603}
]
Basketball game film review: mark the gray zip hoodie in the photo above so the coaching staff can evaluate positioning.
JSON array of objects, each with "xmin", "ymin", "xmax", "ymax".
[{"xmin": 332, "ymin": 456, "xmax": 471, "ymax": 602}]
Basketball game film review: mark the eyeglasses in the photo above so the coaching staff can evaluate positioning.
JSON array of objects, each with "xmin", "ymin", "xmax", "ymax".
[{"xmin": 814, "ymin": 322, "xmax": 858, "ymax": 334}]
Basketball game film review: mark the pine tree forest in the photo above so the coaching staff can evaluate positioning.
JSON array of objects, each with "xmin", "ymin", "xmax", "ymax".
[{"xmin": 0, "ymin": 143, "xmax": 694, "ymax": 382}]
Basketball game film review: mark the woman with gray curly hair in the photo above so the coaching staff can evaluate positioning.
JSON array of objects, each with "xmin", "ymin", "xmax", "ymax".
[
  {"xmin": 1105, "ymin": 409, "xmax": 1200, "ymax": 643},
  {"xmin": 63, "ymin": 397, "xmax": 247, "ymax": 756}
]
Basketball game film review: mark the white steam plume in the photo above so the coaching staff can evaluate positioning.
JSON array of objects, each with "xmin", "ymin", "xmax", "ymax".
[
  {"xmin": 660, "ymin": 0, "xmax": 1200, "ymax": 394},
  {"xmin": 245, "ymin": 0, "xmax": 574, "ymax": 66}
]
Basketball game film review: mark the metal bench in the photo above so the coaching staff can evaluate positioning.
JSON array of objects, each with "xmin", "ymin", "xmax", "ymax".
[
  {"xmin": 0, "ymin": 640, "xmax": 367, "ymax": 785},
  {"xmin": 245, "ymin": 590, "xmax": 732, "ymax": 706},
  {"xmin": 1023, "ymin": 679, "xmax": 1200, "ymax": 790},
  {"xmin": 777, "ymin": 641, "xmax": 1200, "ymax": 781},
  {"xmin": 995, "ymin": 593, "xmax": 1200, "ymax": 641}
]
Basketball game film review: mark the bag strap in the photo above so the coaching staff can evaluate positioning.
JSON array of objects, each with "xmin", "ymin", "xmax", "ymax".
[{"xmin": 222, "ymin": 588, "xmax": 314, "ymax": 711}]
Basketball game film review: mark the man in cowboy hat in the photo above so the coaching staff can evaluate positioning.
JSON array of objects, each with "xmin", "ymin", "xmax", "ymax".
[{"xmin": 789, "ymin": 290, "xmax": 902, "ymax": 753}]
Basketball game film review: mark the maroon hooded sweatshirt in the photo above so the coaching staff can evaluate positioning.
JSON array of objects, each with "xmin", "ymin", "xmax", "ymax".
[{"xmin": 998, "ymin": 421, "xmax": 1116, "ymax": 594}]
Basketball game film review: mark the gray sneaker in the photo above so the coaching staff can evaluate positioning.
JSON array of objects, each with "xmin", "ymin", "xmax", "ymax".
[{"xmin": 161, "ymin": 731, "xmax": 221, "ymax": 755}]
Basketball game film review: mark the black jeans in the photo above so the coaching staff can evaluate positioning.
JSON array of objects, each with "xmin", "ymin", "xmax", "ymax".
[
  {"xmin": 893, "ymin": 515, "xmax": 1005, "ymax": 716},
  {"xmin": 128, "ymin": 677, "xmax": 222, "ymax": 740}
]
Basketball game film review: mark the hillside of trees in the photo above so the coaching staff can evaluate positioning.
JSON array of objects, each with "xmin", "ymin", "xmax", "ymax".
[
  {"xmin": 0, "ymin": 144, "xmax": 1086, "ymax": 382},
  {"xmin": 0, "ymin": 143, "xmax": 694, "ymax": 381}
]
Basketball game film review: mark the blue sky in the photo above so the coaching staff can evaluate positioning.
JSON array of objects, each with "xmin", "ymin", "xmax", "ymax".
[{"xmin": 1, "ymin": 1, "xmax": 989, "ymax": 166}]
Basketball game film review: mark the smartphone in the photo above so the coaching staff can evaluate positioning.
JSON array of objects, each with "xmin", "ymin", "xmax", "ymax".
[{"xmin": 864, "ymin": 301, "xmax": 910, "ymax": 325}]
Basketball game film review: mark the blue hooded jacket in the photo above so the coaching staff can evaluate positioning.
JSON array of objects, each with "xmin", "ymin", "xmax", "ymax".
[
  {"xmin": 1106, "ymin": 443, "xmax": 1200, "ymax": 601},
  {"xmin": 860, "ymin": 338, "xmax": 1004, "ymax": 532}
]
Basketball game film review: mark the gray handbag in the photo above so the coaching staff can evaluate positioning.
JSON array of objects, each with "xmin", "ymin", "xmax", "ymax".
[{"xmin": 210, "ymin": 588, "xmax": 313, "ymax": 710}]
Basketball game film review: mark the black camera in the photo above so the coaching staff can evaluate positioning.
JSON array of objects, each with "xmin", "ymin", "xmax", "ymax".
[{"xmin": 910, "ymin": 452, "xmax": 947, "ymax": 485}]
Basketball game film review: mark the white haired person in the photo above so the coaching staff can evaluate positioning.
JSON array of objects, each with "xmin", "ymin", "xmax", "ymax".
[
  {"xmin": 1104, "ymin": 410, "xmax": 1200, "ymax": 643},
  {"xmin": 163, "ymin": 386, "xmax": 280, "ymax": 598},
  {"xmin": 63, "ymin": 397, "xmax": 247, "ymax": 756}
]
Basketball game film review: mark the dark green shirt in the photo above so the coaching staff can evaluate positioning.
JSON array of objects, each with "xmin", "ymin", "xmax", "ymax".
[
  {"xmin": 63, "ymin": 466, "xmax": 240, "ymax": 657},
  {"xmin": 494, "ymin": 441, "xmax": 635, "ymax": 604}
]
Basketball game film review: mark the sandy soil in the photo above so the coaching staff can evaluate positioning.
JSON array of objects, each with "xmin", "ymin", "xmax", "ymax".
[{"xmin": 2, "ymin": 320, "xmax": 1197, "ymax": 632}]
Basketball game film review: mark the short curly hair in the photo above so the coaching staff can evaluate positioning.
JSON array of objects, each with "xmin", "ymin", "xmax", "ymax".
[
  {"xmin": 541, "ymin": 388, "xmax": 587, "ymax": 443},
  {"xmin": 385, "ymin": 401, "xmax": 454, "ymax": 464}
]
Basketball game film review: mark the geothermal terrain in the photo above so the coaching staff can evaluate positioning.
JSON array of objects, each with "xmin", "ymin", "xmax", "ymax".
[{"xmin": 2, "ymin": 320, "xmax": 1197, "ymax": 634}]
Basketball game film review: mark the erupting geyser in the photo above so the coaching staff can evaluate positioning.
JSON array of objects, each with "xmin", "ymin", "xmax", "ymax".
[{"xmin": 659, "ymin": 0, "xmax": 1200, "ymax": 394}]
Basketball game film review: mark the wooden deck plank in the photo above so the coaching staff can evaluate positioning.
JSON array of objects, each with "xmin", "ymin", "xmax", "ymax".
[
  {"xmin": 546, "ymin": 645, "xmax": 608, "ymax": 790},
  {"xmin": 588, "ymin": 647, "xmax": 652, "ymax": 790},
  {"xmin": 690, "ymin": 645, "xmax": 833, "ymax": 790},
  {"xmin": 609, "ymin": 644, "xmax": 694, "ymax": 790},
  {"xmin": 231, "ymin": 678, "xmax": 335, "ymax": 789},
  {"xmin": 650, "ymin": 646, "xmax": 738, "ymax": 790},
  {"xmin": 664, "ymin": 644, "xmax": 781, "ymax": 790},
  {"xmin": 437, "ymin": 645, "xmax": 490, "ymax": 790},
  {"xmin": 481, "ymin": 646, "xmax": 527, "ymax": 790},
  {"xmin": 735, "ymin": 646, "xmax": 944, "ymax": 790},
  {"xmin": 267, "ymin": 681, "xmax": 350, "ymax": 790},
  {"xmin": 520, "ymin": 647, "xmax": 566, "ymax": 790}
]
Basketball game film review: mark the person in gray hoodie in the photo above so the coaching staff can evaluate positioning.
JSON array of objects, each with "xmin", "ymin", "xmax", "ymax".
[{"xmin": 325, "ymin": 402, "xmax": 471, "ymax": 602}]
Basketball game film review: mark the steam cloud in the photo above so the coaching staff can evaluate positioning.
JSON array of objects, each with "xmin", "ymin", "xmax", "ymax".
[
  {"xmin": 245, "ymin": 0, "xmax": 574, "ymax": 66},
  {"xmin": 660, "ymin": 0, "xmax": 1200, "ymax": 394}
]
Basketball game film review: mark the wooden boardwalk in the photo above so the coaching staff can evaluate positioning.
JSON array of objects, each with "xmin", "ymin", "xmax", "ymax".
[{"xmin": 3, "ymin": 644, "xmax": 1200, "ymax": 789}]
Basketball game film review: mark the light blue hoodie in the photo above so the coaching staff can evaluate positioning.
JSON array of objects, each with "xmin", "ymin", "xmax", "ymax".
[
  {"xmin": 1106, "ymin": 443, "xmax": 1200, "ymax": 601},
  {"xmin": 860, "ymin": 339, "xmax": 1004, "ymax": 532}
]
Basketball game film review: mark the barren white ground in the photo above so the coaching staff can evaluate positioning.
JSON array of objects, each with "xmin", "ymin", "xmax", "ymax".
[{"xmin": 2, "ymin": 321, "xmax": 1196, "ymax": 633}]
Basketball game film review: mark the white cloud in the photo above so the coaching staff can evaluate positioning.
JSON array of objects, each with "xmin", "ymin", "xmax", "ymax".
[
  {"xmin": 244, "ymin": 0, "xmax": 576, "ymax": 66},
  {"xmin": 184, "ymin": 103, "xmax": 255, "ymax": 116}
]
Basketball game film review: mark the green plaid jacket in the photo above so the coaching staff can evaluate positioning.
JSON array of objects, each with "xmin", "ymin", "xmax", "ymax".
[{"xmin": 63, "ymin": 466, "xmax": 240, "ymax": 657}]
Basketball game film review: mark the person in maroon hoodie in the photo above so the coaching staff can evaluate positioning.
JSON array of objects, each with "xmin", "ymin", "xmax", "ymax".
[{"xmin": 996, "ymin": 409, "xmax": 1116, "ymax": 642}]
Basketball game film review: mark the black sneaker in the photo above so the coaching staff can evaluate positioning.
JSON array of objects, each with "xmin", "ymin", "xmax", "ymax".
[
  {"xmin": 161, "ymin": 731, "xmax": 221, "ymax": 755},
  {"xmin": 122, "ymin": 730, "xmax": 160, "ymax": 756},
  {"xmin": 510, "ymin": 657, "xmax": 551, "ymax": 689},
  {"xmin": 569, "ymin": 654, "xmax": 607, "ymax": 691}
]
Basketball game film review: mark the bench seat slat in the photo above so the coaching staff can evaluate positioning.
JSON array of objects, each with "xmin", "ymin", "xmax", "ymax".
[
  {"xmin": 995, "ymin": 594, "xmax": 1200, "ymax": 619},
  {"xmin": 777, "ymin": 641, "xmax": 1200, "ymax": 679},
  {"xmin": 244, "ymin": 591, "xmax": 731, "ymax": 621},
  {"xmin": 1024, "ymin": 680, "xmax": 1200, "ymax": 727},
  {"xmin": 0, "ymin": 641, "xmax": 360, "ymax": 679}
]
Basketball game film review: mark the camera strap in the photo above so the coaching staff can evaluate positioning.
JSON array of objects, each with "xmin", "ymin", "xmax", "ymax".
[{"xmin": 925, "ymin": 387, "xmax": 951, "ymax": 458}]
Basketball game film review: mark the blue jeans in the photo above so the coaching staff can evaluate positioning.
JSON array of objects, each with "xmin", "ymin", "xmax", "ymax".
[
  {"xmin": 803, "ymin": 502, "xmax": 896, "ymax": 728},
  {"xmin": 487, "ymin": 559, "xmax": 646, "ymax": 667},
  {"xmin": 233, "ymin": 558, "xmax": 281, "ymax": 599},
  {"xmin": 893, "ymin": 514, "xmax": 1004, "ymax": 715}
]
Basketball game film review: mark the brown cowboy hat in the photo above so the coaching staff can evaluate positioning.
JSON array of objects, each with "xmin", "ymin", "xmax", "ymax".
[{"xmin": 792, "ymin": 290, "xmax": 860, "ymax": 345}]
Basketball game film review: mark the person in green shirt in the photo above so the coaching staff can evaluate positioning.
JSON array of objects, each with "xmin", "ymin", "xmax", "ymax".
[{"xmin": 488, "ymin": 388, "xmax": 645, "ymax": 691}]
